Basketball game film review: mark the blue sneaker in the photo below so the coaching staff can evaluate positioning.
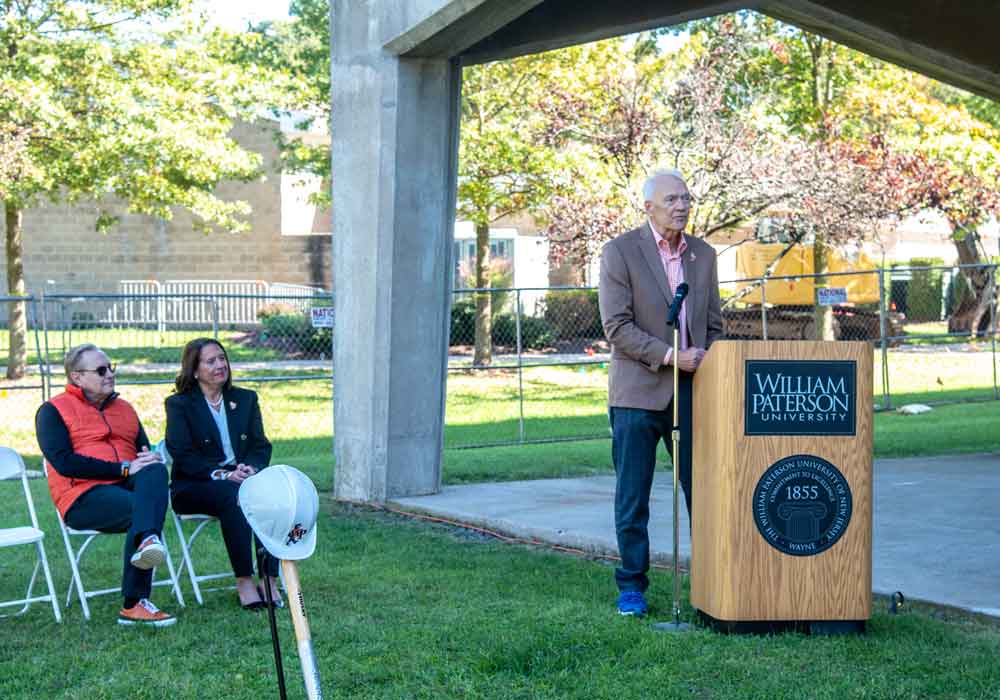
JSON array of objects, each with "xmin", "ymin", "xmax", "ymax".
[{"xmin": 617, "ymin": 590, "xmax": 648, "ymax": 617}]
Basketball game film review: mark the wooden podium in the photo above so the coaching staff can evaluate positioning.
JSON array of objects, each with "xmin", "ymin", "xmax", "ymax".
[{"xmin": 690, "ymin": 340, "xmax": 872, "ymax": 633}]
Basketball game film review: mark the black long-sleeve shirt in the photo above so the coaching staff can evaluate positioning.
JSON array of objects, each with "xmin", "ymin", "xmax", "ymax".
[{"xmin": 35, "ymin": 400, "xmax": 151, "ymax": 480}]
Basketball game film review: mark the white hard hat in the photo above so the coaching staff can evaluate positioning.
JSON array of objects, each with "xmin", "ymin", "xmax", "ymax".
[{"xmin": 238, "ymin": 465, "xmax": 319, "ymax": 561}]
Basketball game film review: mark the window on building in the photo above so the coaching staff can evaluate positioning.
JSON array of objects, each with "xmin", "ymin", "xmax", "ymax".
[{"xmin": 453, "ymin": 238, "xmax": 514, "ymax": 289}]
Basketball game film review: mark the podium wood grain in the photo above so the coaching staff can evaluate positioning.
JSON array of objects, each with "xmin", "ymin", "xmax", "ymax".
[{"xmin": 690, "ymin": 341, "xmax": 872, "ymax": 621}]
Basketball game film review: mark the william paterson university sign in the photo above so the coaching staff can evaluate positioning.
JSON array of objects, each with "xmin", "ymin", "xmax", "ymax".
[{"xmin": 744, "ymin": 360, "xmax": 857, "ymax": 436}]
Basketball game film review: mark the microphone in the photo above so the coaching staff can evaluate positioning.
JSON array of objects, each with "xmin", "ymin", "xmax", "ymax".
[{"xmin": 667, "ymin": 282, "xmax": 689, "ymax": 327}]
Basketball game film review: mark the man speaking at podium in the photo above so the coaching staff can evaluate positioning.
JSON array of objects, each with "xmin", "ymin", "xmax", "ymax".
[{"xmin": 598, "ymin": 169, "xmax": 723, "ymax": 617}]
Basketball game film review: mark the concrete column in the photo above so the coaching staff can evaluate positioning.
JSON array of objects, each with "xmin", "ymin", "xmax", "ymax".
[{"xmin": 331, "ymin": 2, "xmax": 460, "ymax": 501}]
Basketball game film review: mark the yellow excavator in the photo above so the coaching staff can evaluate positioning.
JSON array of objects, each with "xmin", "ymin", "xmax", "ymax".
[{"xmin": 725, "ymin": 243, "xmax": 900, "ymax": 341}]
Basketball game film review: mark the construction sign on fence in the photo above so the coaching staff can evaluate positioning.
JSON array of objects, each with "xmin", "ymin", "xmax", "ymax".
[{"xmin": 735, "ymin": 244, "xmax": 881, "ymax": 305}]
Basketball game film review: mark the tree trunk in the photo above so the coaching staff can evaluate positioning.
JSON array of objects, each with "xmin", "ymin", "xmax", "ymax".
[
  {"xmin": 812, "ymin": 232, "xmax": 835, "ymax": 340},
  {"xmin": 947, "ymin": 228, "xmax": 993, "ymax": 336},
  {"xmin": 473, "ymin": 221, "xmax": 492, "ymax": 366},
  {"xmin": 5, "ymin": 203, "xmax": 28, "ymax": 380}
]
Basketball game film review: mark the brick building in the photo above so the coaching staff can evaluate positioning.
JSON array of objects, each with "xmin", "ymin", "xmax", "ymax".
[{"xmin": 0, "ymin": 119, "xmax": 332, "ymax": 296}]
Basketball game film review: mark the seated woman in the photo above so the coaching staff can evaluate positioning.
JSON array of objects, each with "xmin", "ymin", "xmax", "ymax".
[{"xmin": 165, "ymin": 338, "xmax": 282, "ymax": 610}]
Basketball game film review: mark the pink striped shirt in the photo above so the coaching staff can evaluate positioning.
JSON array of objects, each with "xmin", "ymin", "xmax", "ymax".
[{"xmin": 650, "ymin": 222, "xmax": 688, "ymax": 364}]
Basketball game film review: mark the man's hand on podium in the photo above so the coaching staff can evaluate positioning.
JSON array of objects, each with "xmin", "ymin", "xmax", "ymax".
[{"xmin": 674, "ymin": 347, "xmax": 706, "ymax": 372}]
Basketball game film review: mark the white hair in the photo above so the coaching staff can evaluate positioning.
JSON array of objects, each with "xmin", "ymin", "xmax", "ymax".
[{"xmin": 641, "ymin": 169, "xmax": 687, "ymax": 202}]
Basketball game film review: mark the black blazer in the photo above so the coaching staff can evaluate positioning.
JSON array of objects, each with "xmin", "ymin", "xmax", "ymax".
[{"xmin": 165, "ymin": 385, "xmax": 271, "ymax": 489}]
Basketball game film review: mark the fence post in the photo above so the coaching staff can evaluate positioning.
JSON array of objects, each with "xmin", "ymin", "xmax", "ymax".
[
  {"xmin": 515, "ymin": 288, "xmax": 525, "ymax": 444},
  {"xmin": 877, "ymin": 268, "xmax": 891, "ymax": 410},
  {"xmin": 211, "ymin": 299, "xmax": 219, "ymax": 339},
  {"xmin": 991, "ymin": 265, "xmax": 998, "ymax": 401},
  {"xmin": 28, "ymin": 297, "xmax": 48, "ymax": 402},
  {"xmin": 761, "ymin": 273, "xmax": 769, "ymax": 341},
  {"xmin": 39, "ymin": 290, "xmax": 53, "ymax": 400},
  {"xmin": 156, "ymin": 281, "xmax": 165, "ymax": 333}
]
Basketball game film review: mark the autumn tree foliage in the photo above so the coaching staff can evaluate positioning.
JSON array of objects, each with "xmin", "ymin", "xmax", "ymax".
[{"xmin": 1, "ymin": 1, "xmax": 268, "ymax": 378}]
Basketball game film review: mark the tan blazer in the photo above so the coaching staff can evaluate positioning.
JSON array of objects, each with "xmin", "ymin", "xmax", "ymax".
[{"xmin": 599, "ymin": 223, "xmax": 723, "ymax": 410}]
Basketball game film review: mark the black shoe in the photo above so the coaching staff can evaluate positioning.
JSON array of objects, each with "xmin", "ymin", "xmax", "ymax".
[
  {"xmin": 240, "ymin": 595, "xmax": 266, "ymax": 611},
  {"xmin": 258, "ymin": 585, "xmax": 285, "ymax": 609}
]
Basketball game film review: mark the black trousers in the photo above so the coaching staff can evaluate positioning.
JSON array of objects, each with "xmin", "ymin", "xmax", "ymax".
[
  {"xmin": 610, "ymin": 372, "xmax": 693, "ymax": 593},
  {"xmin": 171, "ymin": 480, "xmax": 278, "ymax": 578},
  {"xmin": 63, "ymin": 463, "xmax": 169, "ymax": 602}
]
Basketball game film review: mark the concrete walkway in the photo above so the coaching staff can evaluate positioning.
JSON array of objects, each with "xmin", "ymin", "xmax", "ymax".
[{"xmin": 393, "ymin": 453, "xmax": 1000, "ymax": 618}]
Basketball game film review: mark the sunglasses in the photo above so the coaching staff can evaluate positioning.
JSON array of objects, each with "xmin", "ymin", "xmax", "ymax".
[{"xmin": 77, "ymin": 364, "xmax": 117, "ymax": 377}]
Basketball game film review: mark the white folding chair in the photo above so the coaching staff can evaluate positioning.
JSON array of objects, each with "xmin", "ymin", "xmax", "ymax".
[
  {"xmin": 0, "ymin": 447, "xmax": 61, "ymax": 622},
  {"xmin": 157, "ymin": 441, "xmax": 233, "ymax": 605},
  {"xmin": 43, "ymin": 462, "xmax": 185, "ymax": 620},
  {"xmin": 170, "ymin": 512, "xmax": 236, "ymax": 604}
]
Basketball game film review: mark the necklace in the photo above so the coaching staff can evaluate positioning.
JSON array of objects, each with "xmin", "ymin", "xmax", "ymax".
[{"xmin": 207, "ymin": 395, "xmax": 223, "ymax": 409}]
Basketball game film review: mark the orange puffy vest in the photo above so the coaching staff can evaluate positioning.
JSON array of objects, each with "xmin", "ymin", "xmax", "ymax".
[{"xmin": 45, "ymin": 384, "xmax": 141, "ymax": 517}]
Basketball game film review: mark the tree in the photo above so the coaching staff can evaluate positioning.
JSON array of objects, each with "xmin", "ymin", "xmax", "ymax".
[
  {"xmin": 541, "ymin": 28, "xmax": 812, "ymax": 278},
  {"xmin": 837, "ymin": 67, "xmax": 1000, "ymax": 334},
  {"xmin": 539, "ymin": 38, "xmax": 668, "ymax": 272},
  {"xmin": 681, "ymin": 13, "xmax": 1000, "ymax": 339},
  {"xmin": 229, "ymin": 0, "xmax": 331, "ymax": 205},
  {"xmin": 236, "ymin": 2, "xmax": 569, "ymax": 365},
  {"xmin": 731, "ymin": 17, "xmax": 878, "ymax": 339},
  {"xmin": 459, "ymin": 53, "xmax": 571, "ymax": 365},
  {"xmin": 0, "ymin": 1, "xmax": 267, "ymax": 378},
  {"xmin": 909, "ymin": 159, "xmax": 1000, "ymax": 335}
]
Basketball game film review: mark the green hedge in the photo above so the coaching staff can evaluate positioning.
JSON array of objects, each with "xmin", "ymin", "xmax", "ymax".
[
  {"xmin": 906, "ymin": 258, "xmax": 945, "ymax": 322},
  {"xmin": 542, "ymin": 289, "xmax": 603, "ymax": 340},
  {"xmin": 257, "ymin": 303, "xmax": 332, "ymax": 357},
  {"xmin": 449, "ymin": 298, "xmax": 552, "ymax": 350}
]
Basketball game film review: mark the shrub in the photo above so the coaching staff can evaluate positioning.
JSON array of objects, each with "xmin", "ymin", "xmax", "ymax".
[
  {"xmin": 450, "ymin": 298, "xmax": 477, "ymax": 346},
  {"xmin": 519, "ymin": 316, "xmax": 554, "ymax": 349},
  {"xmin": 261, "ymin": 312, "xmax": 310, "ymax": 339},
  {"xmin": 257, "ymin": 302, "xmax": 298, "ymax": 321},
  {"xmin": 542, "ymin": 289, "xmax": 603, "ymax": 340},
  {"xmin": 450, "ymin": 298, "xmax": 553, "ymax": 349},
  {"xmin": 257, "ymin": 302, "xmax": 332, "ymax": 358},
  {"xmin": 906, "ymin": 258, "xmax": 945, "ymax": 322},
  {"xmin": 491, "ymin": 314, "xmax": 553, "ymax": 350}
]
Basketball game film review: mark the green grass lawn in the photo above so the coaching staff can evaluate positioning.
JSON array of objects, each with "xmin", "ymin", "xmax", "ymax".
[
  {"xmin": 7, "ymin": 327, "xmax": 285, "ymax": 367},
  {"xmin": 0, "ymin": 495, "xmax": 998, "ymax": 700},
  {"xmin": 2, "ymin": 352, "xmax": 999, "ymax": 699},
  {"xmin": 896, "ymin": 321, "xmax": 996, "ymax": 346},
  {"xmin": 2, "ymin": 353, "xmax": 999, "ymax": 489}
]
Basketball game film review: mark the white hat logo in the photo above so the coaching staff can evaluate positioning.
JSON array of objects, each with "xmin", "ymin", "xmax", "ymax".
[{"xmin": 286, "ymin": 523, "xmax": 308, "ymax": 546}]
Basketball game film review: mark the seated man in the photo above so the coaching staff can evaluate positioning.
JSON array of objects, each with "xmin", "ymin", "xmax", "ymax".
[{"xmin": 36, "ymin": 343, "xmax": 176, "ymax": 627}]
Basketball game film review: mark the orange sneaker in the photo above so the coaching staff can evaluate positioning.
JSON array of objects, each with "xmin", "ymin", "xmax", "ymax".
[
  {"xmin": 129, "ymin": 534, "xmax": 165, "ymax": 570},
  {"xmin": 118, "ymin": 598, "xmax": 176, "ymax": 627}
]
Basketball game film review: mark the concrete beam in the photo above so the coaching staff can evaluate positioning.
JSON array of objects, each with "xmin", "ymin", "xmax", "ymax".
[
  {"xmin": 760, "ymin": 1, "xmax": 1000, "ymax": 102},
  {"xmin": 332, "ymin": 1, "xmax": 460, "ymax": 501},
  {"xmin": 458, "ymin": 0, "xmax": 747, "ymax": 65},
  {"xmin": 385, "ymin": 0, "xmax": 545, "ymax": 58}
]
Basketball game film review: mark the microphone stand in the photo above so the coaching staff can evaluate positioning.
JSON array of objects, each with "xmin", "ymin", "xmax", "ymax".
[{"xmin": 654, "ymin": 293, "xmax": 693, "ymax": 634}]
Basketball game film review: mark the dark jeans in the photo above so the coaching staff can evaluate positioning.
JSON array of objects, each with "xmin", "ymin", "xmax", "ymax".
[
  {"xmin": 610, "ymin": 372, "xmax": 693, "ymax": 593},
  {"xmin": 63, "ymin": 463, "xmax": 169, "ymax": 602},
  {"xmin": 171, "ymin": 480, "xmax": 278, "ymax": 579}
]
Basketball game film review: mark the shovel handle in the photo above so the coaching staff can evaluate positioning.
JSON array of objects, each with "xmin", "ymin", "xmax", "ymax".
[{"xmin": 281, "ymin": 559, "xmax": 323, "ymax": 700}]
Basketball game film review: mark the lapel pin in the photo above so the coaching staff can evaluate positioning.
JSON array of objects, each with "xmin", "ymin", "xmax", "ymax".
[
  {"xmin": 229, "ymin": 401, "xmax": 237, "ymax": 410},
  {"xmin": 689, "ymin": 252, "xmax": 697, "ymax": 262},
  {"xmin": 240, "ymin": 434, "xmax": 247, "ymax": 441}
]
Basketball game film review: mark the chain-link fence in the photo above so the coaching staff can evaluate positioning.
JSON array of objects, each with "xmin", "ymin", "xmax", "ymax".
[
  {"xmin": 445, "ymin": 263, "xmax": 1000, "ymax": 448},
  {"xmin": 0, "ymin": 291, "xmax": 335, "ymax": 486},
  {"xmin": 2, "ymin": 264, "xmax": 997, "ymax": 458}
]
